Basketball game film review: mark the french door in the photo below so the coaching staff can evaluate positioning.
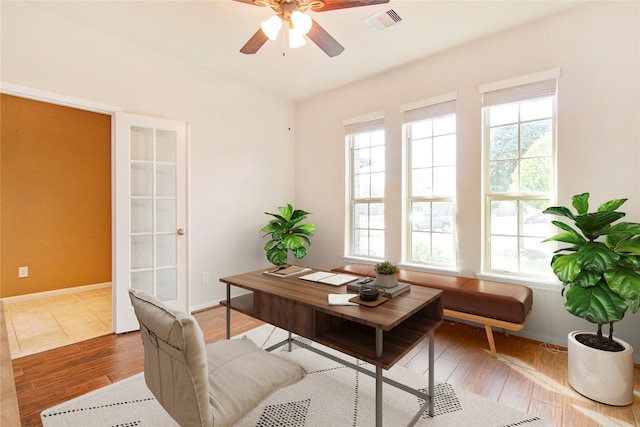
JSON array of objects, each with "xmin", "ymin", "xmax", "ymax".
[{"xmin": 113, "ymin": 112, "xmax": 189, "ymax": 333}]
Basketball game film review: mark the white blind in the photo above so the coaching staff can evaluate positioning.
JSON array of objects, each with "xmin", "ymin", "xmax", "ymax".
[
  {"xmin": 344, "ymin": 117, "xmax": 384, "ymax": 135},
  {"xmin": 481, "ymin": 78, "xmax": 557, "ymax": 107},
  {"xmin": 402, "ymin": 99, "xmax": 456, "ymax": 124}
]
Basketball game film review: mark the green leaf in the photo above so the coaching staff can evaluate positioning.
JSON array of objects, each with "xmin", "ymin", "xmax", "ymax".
[
  {"xmin": 577, "ymin": 242, "xmax": 620, "ymax": 273},
  {"xmin": 612, "ymin": 236, "xmax": 640, "ymax": 255},
  {"xmin": 573, "ymin": 270, "xmax": 602, "ymax": 288},
  {"xmin": 282, "ymin": 234, "xmax": 305, "ymax": 250},
  {"xmin": 573, "ymin": 211, "xmax": 626, "ymax": 239},
  {"xmin": 551, "ymin": 253, "xmax": 581, "ymax": 282},
  {"xmin": 572, "ymin": 193, "xmax": 590, "ymax": 215},
  {"xmin": 292, "ymin": 247, "xmax": 307, "ymax": 258},
  {"xmin": 564, "ymin": 281, "xmax": 628, "ymax": 324},
  {"xmin": 550, "ymin": 220, "xmax": 581, "ymax": 235},
  {"xmin": 543, "ymin": 206, "xmax": 575, "ymax": 220},
  {"xmin": 542, "ymin": 231, "xmax": 586, "ymax": 246},
  {"xmin": 277, "ymin": 204, "xmax": 294, "ymax": 221},
  {"xmin": 604, "ymin": 268, "xmax": 640, "ymax": 301},
  {"xmin": 598, "ymin": 198, "xmax": 627, "ymax": 212},
  {"xmin": 266, "ymin": 247, "xmax": 288, "ymax": 265}
]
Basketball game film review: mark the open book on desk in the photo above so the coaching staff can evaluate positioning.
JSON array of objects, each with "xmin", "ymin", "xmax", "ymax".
[{"xmin": 299, "ymin": 271, "xmax": 360, "ymax": 286}]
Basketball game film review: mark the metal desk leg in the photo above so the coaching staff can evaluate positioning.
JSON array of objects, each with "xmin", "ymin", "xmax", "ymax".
[
  {"xmin": 375, "ymin": 328, "xmax": 383, "ymax": 427},
  {"xmin": 225, "ymin": 283, "xmax": 231, "ymax": 339},
  {"xmin": 429, "ymin": 331, "xmax": 435, "ymax": 416}
]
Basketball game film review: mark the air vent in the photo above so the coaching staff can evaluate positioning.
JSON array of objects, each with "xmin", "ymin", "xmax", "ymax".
[{"xmin": 365, "ymin": 8, "xmax": 404, "ymax": 31}]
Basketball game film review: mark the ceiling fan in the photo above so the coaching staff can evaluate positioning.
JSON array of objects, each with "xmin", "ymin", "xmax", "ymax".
[{"xmin": 234, "ymin": 0, "xmax": 390, "ymax": 57}]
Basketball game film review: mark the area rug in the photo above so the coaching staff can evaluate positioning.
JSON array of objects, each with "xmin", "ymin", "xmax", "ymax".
[{"xmin": 41, "ymin": 324, "xmax": 552, "ymax": 427}]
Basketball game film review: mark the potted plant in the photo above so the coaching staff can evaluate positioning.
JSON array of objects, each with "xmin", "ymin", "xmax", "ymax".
[
  {"xmin": 374, "ymin": 261, "xmax": 399, "ymax": 288},
  {"xmin": 543, "ymin": 192, "xmax": 639, "ymax": 406},
  {"xmin": 260, "ymin": 204, "xmax": 317, "ymax": 266}
]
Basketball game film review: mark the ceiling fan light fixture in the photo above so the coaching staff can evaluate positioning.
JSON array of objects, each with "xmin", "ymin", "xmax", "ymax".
[
  {"xmin": 288, "ymin": 28, "xmax": 306, "ymax": 48},
  {"xmin": 291, "ymin": 11, "xmax": 312, "ymax": 35},
  {"xmin": 260, "ymin": 15, "xmax": 282, "ymax": 40}
]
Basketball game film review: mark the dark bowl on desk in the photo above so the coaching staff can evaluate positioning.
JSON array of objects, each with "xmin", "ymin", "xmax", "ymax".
[{"xmin": 359, "ymin": 286, "xmax": 381, "ymax": 301}]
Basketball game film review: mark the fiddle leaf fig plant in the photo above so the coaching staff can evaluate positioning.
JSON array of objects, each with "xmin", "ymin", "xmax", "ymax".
[
  {"xmin": 260, "ymin": 204, "xmax": 317, "ymax": 266},
  {"xmin": 543, "ymin": 193, "xmax": 640, "ymax": 348}
]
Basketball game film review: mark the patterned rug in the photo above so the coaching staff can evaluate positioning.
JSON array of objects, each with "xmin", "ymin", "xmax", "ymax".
[{"xmin": 41, "ymin": 324, "xmax": 552, "ymax": 427}]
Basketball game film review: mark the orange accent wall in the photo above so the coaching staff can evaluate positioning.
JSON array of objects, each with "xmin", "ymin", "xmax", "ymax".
[{"xmin": 1, "ymin": 94, "xmax": 112, "ymax": 298}]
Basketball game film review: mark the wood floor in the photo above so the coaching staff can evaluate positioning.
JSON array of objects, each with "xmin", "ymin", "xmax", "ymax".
[{"xmin": 11, "ymin": 306, "xmax": 640, "ymax": 427}]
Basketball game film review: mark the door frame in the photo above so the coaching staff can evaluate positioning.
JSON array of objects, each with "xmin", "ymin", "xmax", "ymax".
[{"xmin": 0, "ymin": 82, "xmax": 191, "ymax": 333}]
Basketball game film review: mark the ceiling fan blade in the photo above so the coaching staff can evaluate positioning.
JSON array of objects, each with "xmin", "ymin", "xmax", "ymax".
[
  {"xmin": 306, "ymin": 18, "xmax": 344, "ymax": 57},
  {"xmin": 313, "ymin": 0, "xmax": 390, "ymax": 12},
  {"xmin": 240, "ymin": 28, "xmax": 269, "ymax": 54},
  {"xmin": 232, "ymin": 0, "xmax": 262, "ymax": 6}
]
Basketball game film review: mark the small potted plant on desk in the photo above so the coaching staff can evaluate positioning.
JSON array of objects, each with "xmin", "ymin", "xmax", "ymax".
[
  {"xmin": 374, "ymin": 261, "xmax": 400, "ymax": 288},
  {"xmin": 543, "ymin": 192, "xmax": 639, "ymax": 406}
]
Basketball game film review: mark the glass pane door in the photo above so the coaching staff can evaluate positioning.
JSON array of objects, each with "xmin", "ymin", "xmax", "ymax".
[{"xmin": 130, "ymin": 126, "xmax": 178, "ymax": 302}]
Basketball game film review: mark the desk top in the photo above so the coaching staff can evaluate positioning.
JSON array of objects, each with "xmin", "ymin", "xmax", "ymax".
[{"xmin": 220, "ymin": 269, "xmax": 442, "ymax": 331}]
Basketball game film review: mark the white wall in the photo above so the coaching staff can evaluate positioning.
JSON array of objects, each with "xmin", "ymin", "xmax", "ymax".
[
  {"xmin": 1, "ymin": 1, "xmax": 295, "ymax": 309},
  {"xmin": 295, "ymin": 1, "xmax": 640, "ymax": 362}
]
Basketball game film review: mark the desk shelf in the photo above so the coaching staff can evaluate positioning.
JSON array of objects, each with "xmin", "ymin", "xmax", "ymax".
[
  {"xmin": 314, "ymin": 309, "xmax": 442, "ymax": 369},
  {"xmin": 221, "ymin": 293, "xmax": 254, "ymax": 316}
]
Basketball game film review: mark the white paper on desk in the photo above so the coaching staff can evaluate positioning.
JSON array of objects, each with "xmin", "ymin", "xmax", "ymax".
[{"xmin": 328, "ymin": 294, "xmax": 358, "ymax": 306}]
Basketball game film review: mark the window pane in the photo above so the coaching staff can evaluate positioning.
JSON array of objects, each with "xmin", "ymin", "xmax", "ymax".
[
  {"xmin": 433, "ymin": 116, "xmax": 455, "ymax": 136},
  {"xmin": 370, "ymin": 145, "xmax": 385, "ymax": 172},
  {"xmin": 489, "ymin": 160, "xmax": 517, "ymax": 193},
  {"xmin": 412, "ymin": 139, "xmax": 432, "ymax": 169},
  {"xmin": 433, "ymin": 134, "xmax": 456, "ymax": 166},
  {"xmin": 370, "ymin": 172, "xmax": 385, "ymax": 197},
  {"xmin": 521, "ymin": 119, "xmax": 551, "ymax": 156},
  {"xmin": 489, "ymin": 104, "xmax": 518, "ymax": 126},
  {"xmin": 369, "ymin": 229, "xmax": 385, "ymax": 257},
  {"xmin": 411, "ymin": 231, "xmax": 431, "ymax": 262},
  {"xmin": 411, "ymin": 168, "xmax": 432, "ymax": 197},
  {"xmin": 433, "ymin": 166, "xmax": 455, "ymax": 195},
  {"xmin": 520, "ymin": 237, "xmax": 552, "ymax": 275},
  {"xmin": 489, "ymin": 125, "xmax": 518, "ymax": 160},
  {"xmin": 520, "ymin": 200, "xmax": 553, "ymax": 237},
  {"xmin": 354, "ymin": 174, "xmax": 370, "ymax": 199},
  {"xmin": 520, "ymin": 99, "xmax": 552, "ymax": 121},
  {"xmin": 520, "ymin": 157, "xmax": 551, "ymax": 192},
  {"xmin": 490, "ymin": 235, "xmax": 518, "ymax": 271},
  {"xmin": 432, "ymin": 233, "xmax": 455, "ymax": 264},
  {"xmin": 411, "ymin": 121, "xmax": 432, "ymax": 139},
  {"xmin": 491, "ymin": 200, "xmax": 517, "ymax": 235},
  {"xmin": 354, "ymin": 203, "xmax": 369, "ymax": 228}
]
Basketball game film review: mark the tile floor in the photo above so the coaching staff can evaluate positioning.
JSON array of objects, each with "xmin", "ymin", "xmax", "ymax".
[{"xmin": 2, "ymin": 286, "xmax": 112, "ymax": 359}]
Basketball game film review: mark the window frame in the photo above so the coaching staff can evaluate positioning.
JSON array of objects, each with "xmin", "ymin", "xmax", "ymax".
[
  {"xmin": 344, "ymin": 113, "xmax": 386, "ymax": 260},
  {"xmin": 402, "ymin": 95, "xmax": 458, "ymax": 269},
  {"xmin": 480, "ymin": 70, "xmax": 559, "ymax": 280}
]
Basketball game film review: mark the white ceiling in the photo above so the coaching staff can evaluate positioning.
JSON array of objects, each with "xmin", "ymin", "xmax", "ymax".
[{"xmin": 30, "ymin": 0, "xmax": 589, "ymax": 102}]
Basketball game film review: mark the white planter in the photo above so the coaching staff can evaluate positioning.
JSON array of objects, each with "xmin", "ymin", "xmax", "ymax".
[
  {"xmin": 374, "ymin": 274, "xmax": 398, "ymax": 288},
  {"xmin": 567, "ymin": 330, "xmax": 634, "ymax": 406}
]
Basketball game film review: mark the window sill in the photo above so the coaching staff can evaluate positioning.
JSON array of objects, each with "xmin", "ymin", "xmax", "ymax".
[{"xmin": 475, "ymin": 273, "xmax": 560, "ymax": 290}]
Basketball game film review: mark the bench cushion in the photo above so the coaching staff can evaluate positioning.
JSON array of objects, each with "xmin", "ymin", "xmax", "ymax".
[
  {"xmin": 332, "ymin": 264, "xmax": 532, "ymax": 324},
  {"xmin": 458, "ymin": 279, "xmax": 532, "ymax": 324}
]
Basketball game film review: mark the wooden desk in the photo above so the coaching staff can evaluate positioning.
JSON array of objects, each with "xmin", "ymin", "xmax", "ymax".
[{"xmin": 220, "ymin": 269, "xmax": 443, "ymax": 426}]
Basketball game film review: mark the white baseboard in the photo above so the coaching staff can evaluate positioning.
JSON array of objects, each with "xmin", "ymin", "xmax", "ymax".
[{"xmin": 0, "ymin": 282, "xmax": 112, "ymax": 304}]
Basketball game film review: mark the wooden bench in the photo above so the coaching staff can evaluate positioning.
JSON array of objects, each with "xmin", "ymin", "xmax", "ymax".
[{"xmin": 331, "ymin": 264, "xmax": 533, "ymax": 358}]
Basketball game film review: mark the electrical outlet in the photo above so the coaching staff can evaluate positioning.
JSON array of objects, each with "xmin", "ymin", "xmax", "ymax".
[
  {"xmin": 201, "ymin": 272, "xmax": 209, "ymax": 284},
  {"xmin": 18, "ymin": 266, "xmax": 29, "ymax": 278}
]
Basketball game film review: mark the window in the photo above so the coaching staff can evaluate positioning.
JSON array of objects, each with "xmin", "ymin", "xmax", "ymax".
[
  {"xmin": 481, "ymin": 71, "xmax": 559, "ymax": 278},
  {"xmin": 402, "ymin": 95, "xmax": 457, "ymax": 268},
  {"xmin": 345, "ymin": 114, "xmax": 385, "ymax": 258}
]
